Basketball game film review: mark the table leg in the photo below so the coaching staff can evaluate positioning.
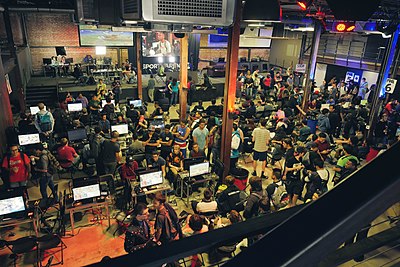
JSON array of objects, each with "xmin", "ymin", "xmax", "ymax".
[
  {"xmin": 106, "ymin": 204, "xmax": 110, "ymax": 227},
  {"xmin": 186, "ymin": 182, "xmax": 190, "ymax": 207},
  {"xmin": 33, "ymin": 217, "xmax": 38, "ymax": 237},
  {"xmin": 70, "ymin": 210, "xmax": 75, "ymax": 236}
]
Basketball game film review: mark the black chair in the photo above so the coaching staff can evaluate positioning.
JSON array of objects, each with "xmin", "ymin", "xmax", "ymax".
[
  {"xmin": 1, "ymin": 236, "xmax": 38, "ymax": 267},
  {"xmin": 57, "ymin": 159, "xmax": 77, "ymax": 180},
  {"xmin": 37, "ymin": 234, "xmax": 66, "ymax": 267},
  {"xmin": 99, "ymin": 174, "xmax": 115, "ymax": 195}
]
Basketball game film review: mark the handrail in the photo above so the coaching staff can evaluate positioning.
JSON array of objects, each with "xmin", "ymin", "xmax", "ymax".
[{"xmin": 224, "ymin": 141, "xmax": 400, "ymax": 267}]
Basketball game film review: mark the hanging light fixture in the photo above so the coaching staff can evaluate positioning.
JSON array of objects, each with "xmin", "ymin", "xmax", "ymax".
[
  {"xmin": 297, "ymin": 0, "xmax": 313, "ymax": 11},
  {"xmin": 242, "ymin": 0, "xmax": 281, "ymax": 23}
]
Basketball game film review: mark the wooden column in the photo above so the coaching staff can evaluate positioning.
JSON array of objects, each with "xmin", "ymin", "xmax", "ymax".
[
  {"xmin": 220, "ymin": 0, "xmax": 242, "ymax": 178},
  {"xmin": 135, "ymin": 33, "xmax": 143, "ymax": 99},
  {"xmin": 179, "ymin": 34, "xmax": 189, "ymax": 120}
]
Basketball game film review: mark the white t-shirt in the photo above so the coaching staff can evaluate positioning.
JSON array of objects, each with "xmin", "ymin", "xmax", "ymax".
[
  {"xmin": 252, "ymin": 127, "xmax": 270, "ymax": 152},
  {"xmin": 196, "ymin": 201, "xmax": 218, "ymax": 213}
]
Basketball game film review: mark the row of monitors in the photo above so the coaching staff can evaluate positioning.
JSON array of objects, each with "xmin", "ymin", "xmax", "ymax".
[{"xmin": 29, "ymin": 100, "xmax": 143, "ymax": 115}]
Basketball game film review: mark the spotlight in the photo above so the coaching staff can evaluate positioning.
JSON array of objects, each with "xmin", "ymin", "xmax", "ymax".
[
  {"xmin": 157, "ymin": 57, "xmax": 163, "ymax": 63},
  {"xmin": 168, "ymin": 56, "xmax": 175, "ymax": 63},
  {"xmin": 95, "ymin": 46, "xmax": 106, "ymax": 55},
  {"xmin": 297, "ymin": 0, "xmax": 313, "ymax": 11},
  {"xmin": 332, "ymin": 21, "xmax": 356, "ymax": 32}
]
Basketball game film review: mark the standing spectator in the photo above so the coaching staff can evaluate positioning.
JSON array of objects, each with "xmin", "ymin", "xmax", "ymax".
[
  {"xmin": 143, "ymin": 127, "xmax": 160, "ymax": 163},
  {"xmin": 168, "ymin": 78, "xmax": 180, "ymax": 106},
  {"xmin": 251, "ymin": 118, "xmax": 270, "ymax": 178},
  {"xmin": 153, "ymin": 193, "xmax": 181, "ymax": 245},
  {"xmin": 317, "ymin": 108, "xmax": 331, "ymax": 134},
  {"xmin": 97, "ymin": 79, "xmax": 107, "ymax": 97},
  {"xmin": 244, "ymin": 70, "xmax": 254, "ymax": 97},
  {"xmin": 230, "ymin": 124, "xmax": 241, "ymax": 172},
  {"xmin": 328, "ymin": 105, "xmax": 341, "ymax": 138},
  {"xmin": 266, "ymin": 169, "xmax": 289, "ymax": 211},
  {"xmin": 283, "ymin": 146, "xmax": 305, "ymax": 207},
  {"xmin": 111, "ymin": 78, "xmax": 122, "ymax": 104},
  {"xmin": 102, "ymin": 97, "xmax": 115, "ymax": 121},
  {"xmin": 159, "ymin": 124, "xmax": 174, "ymax": 160},
  {"xmin": 147, "ymin": 75, "xmax": 156, "ymax": 102},
  {"xmin": 31, "ymin": 144, "xmax": 58, "ymax": 202},
  {"xmin": 34, "ymin": 103, "xmax": 54, "ymax": 136},
  {"xmin": 192, "ymin": 119, "xmax": 209, "ymax": 153},
  {"xmin": 210, "ymin": 125, "xmax": 222, "ymax": 163},
  {"xmin": 191, "ymin": 101, "xmax": 205, "ymax": 114},
  {"xmin": 102, "ymin": 131, "xmax": 122, "ymax": 175},
  {"xmin": 124, "ymin": 203, "xmax": 153, "ymax": 253},
  {"xmin": 244, "ymin": 176, "xmax": 268, "ymax": 220},
  {"xmin": 76, "ymin": 93, "xmax": 89, "ymax": 109},
  {"xmin": 173, "ymin": 120, "xmax": 190, "ymax": 158},
  {"xmin": 187, "ymin": 76, "xmax": 195, "ymax": 106},
  {"xmin": 374, "ymin": 113, "xmax": 388, "ymax": 145},
  {"xmin": 88, "ymin": 95, "xmax": 101, "ymax": 117},
  {"xmin": 2, "ymin": 145, "xmax": 31, "ymax": 189}
]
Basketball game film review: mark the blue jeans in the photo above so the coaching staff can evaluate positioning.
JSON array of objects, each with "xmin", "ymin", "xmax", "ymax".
[
  {"xmin": 170, "ymin": 91, "xmax": 178, "ymax": 105},
  {"xmin": 39, "ymin": 173, "xmax": 58, "ymax": 201}
]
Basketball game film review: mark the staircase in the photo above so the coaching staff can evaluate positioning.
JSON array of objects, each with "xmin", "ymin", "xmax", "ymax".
[{"xmin": 25, "ymin": 85, "xmax": 58, "ymax": 108}]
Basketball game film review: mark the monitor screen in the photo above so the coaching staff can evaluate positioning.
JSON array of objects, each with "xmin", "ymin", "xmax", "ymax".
[
  {"xmin": 30, "ymin": 105, "xmax": 46, "ymax": 115},
  {"xmin": 139, "ymin": 170, "xmax": 163, "ymax": 188},
  {"xmin": 72, "ymin": 184, "xmax": 101, "ymax": 201},
  {"xmin": 183, "ymin": 157, "xmax": 205, "ymax": 170},
  {"xmin": 79, "ymin": 26, "xmax": 134, "ymax": 47},
  {"xmin": 111, "ymin": 124, "xmax": 129, "ymax": 135},
  {"xmin": 18, "ymin": 133, "xmax": 41, "ymax": 146},
  {"xmin": 189, "ymin": 162, "xmax": 210, "ymax": 177},
  {"xmin": 68, "ymin": 103, "xmax": 83, "ymax": 112},
  {"xmin": 0, "ymin": 196, "xmax": 26, "ymax": 216},
  {"xmin": 320, "ymin": 104, "xmax": 330, "ymax": 111},
  {"xmin": 150, "ymin": 120, "xmax": 165, "ymax": 129},
  {"xmin": 67, "ymin": 128, "xmax": 87, "ymax": 142},
  {"xmin": 129, "ymin": 99, "xmax": 142, "ymax": 108},
  {"xmin": 101, "ymin": 100, "xmax": 115, "ymax": 107}
]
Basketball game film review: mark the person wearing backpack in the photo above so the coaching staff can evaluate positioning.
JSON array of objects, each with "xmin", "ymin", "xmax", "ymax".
[
  {"xmin": 244, "ymin": 176, "xmax": 269, "ymax": 220},
  {"xmin": 230, "ymin": 124, "xmax": 241, "ymax": 172},
  {"xmin": 153, "ymin": 193, "xmax": 180, "ymax": 245},
  {"xmin": 34, "ymin": 103, "xmax": 54, "ymax": 136},
  {"xmin": 1, "ymin": 145, "xmax": 31, "ymax": 189},
  {"xmin": 303, "ymin": 160, "xmax": 329, "ymax": 202},
  {"xmin": 266, "ymin": 169, "xmax": 289, "ymax": 211}
]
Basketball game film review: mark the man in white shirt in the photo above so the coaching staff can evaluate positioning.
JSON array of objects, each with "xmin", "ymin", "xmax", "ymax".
[
  {"xmin": 155, "ymin": 32, "xmax": 171, "ymax": 56},
  {"xmin": 192, "ymin": 188, "xmax": 218, "ymax": 214},
  {"xmin": 252, "ymin": 118, "xmax": 270, "ymax": 178}
]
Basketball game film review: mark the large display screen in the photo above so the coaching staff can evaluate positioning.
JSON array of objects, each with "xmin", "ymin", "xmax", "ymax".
[
  {"xmin": 111, "ymin": 124, "xmax": 129, "ymax": 135},
  {"xmin": 142, "ymin": 32, "xmax": 181, "ymax": 57},
  {"xmin": 73, "ymin": 184, "xmax": 101, "ymax": 201},
  {"xmin": 18, "ymin": 133, "xmax": 41, "ymax": 146},
  {"xmin": 79, "ymin": 27, "xmax": 134, "ymax": 47}
]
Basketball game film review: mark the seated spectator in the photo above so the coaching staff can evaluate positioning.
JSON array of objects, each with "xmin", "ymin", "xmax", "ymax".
[
  {"xmin": 120, "ymin": 156, "xmax": 139, "ymax": 181},
  {"xmin": 57, "ymin": 138, "xmax": 80, "ymax": 168},
  {"xmin": 182, "ymin": 214, "xmax": 209, "ymax": 237},
  {"xmin": 147, "ymin": 151, "xmax": 167, "ymax": 178},
  {"xmin": 314, "ymin": 133, "xmax": 331, "ymax": 161},
  {"xmin": 216, "ymin": 175, "xmax": 244, "ymax": 214},
  {"xmin": 79, "ymin": 108, "xmax": 90, "ymax": 125},
  {"xmin": 191, "ymin": 188, "xmax": 218, "ymax": 214},
  {"xmin": 128, "ymin": 133, "xmax": 145, "ymax": 154},
  {"xmin": 332, "ymin": 144, "xmax": 359, "ymax": 181},
  {"xmin": 333, "ymin": 158, "xmax": 358, "ymax": 185},
  {"xmin": 205, "ymin": 99, "xmax": 219, "ymax": 116},
  {"xmin": 151, "ymin": 102, "xmax": 164, "ymax": 118},
  {"xmin": 166, "ymin": 144, "xmax": 184, "ymax": 188},
  {"xmin": 115, "ymin": 114, "xmax": 127, "ymax": 125},
  {"xmin": 189, "ymin": 142, "xmax": 206, "ymax": 159},
  {"xmin": 191, "ymin": 100, "xmax": 205, "ymax": 114},
  {"xmin": 303, "ymin": 160, "xmax": 328, "ymax": 202},
  {"xmin": 143, "ymin": 127, "xmax": 160, "ymax": 163},
  {"xmin": 76, "ymin": 93, "xmax": 89, "ymax": 109},
  {"xmin": 98, "ymin": 113, "xmax": 111, "ymax": 134},
  {"xmin": 18, "ymin": 113, "xmax": 37, "ymax": 134}
]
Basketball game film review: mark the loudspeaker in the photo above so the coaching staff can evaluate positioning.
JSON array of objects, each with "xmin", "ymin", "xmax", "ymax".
[
  {"xmin": 55, "ymin": 47, "xmax": 66, "ymax": 56},
  {"xmin": 98, "ymin": 0, "xmax": 120, "ymax": 25},
  {"xmin": 173, "ymin": 33, "xmax": 185, "ymax": 38},
  {"xmin": 325, "ymin": 0, "xmax": 380, "ymax": 21}
]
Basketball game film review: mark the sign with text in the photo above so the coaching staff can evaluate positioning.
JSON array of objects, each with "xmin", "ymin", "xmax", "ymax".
[
  {"xmin": 295, "ymin": 64, "xmax": 306, "ymax": 73},
  {"xmin": 385, "ymin": 78, "xmax": 397, "ymax": 94}
]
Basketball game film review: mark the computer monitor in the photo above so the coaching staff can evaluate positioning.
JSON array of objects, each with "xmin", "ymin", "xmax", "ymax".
[
  {"xmin": 30, "ymin": 105, "xmax": 46, "ymax": 115},
  {"xmin": 150, "ymin": 120, "xmax": 165, "ymax": 129},
  {"xmin": 111, "ymin": 124, "xmax": 129, "ymax": 135},
  {"xmin": 101, "ymin": 100, "xmax": 115, "ymax": 107},
  {"xmin": 139, "ymin": 170, "xmax": 163, "ymax": 188},
  {"xmin": 73, "ymin": 184, "xmax": 101, "ymax": 201},
  {"xmin": 183, "ymin": 157, "xmax": 205, "ymax": 170},
  {"xmin": 129, "ymin": 99, "xmax": 142, "ymax": 108},
  {"xmin": 68, "ymin": 103, "xmax": 83, "ymax": 112},
  {"xmin": 18, "ymin": 133, "xmax": 40, "ymax": 146},
  {"xmin": 0, "ymin": 196, "xmax": 26, "ymax": 216},
  {"xmin": 320, "ymin": 104, "xmax": 330, "ymax": 111},
  {"xmin": 189, "ymin": 162, "xmax": 210, "ymax": 178},
  {"xmin": 67, "ymin": 128, "xmax": 87, "ymax": 142}
]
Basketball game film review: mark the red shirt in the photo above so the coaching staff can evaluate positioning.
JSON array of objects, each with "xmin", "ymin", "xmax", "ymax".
[
  {"xmin": 57, "ymin": 145, "xmax": 77, "ymax": 168},
  {"xmin": 2, "ymin": 153, "xmax": 30, "ymax": 183},
  {"xmin": 120, "ymin": 162, "xmax": 139, "ymax": 180},
  {"xmin": 315, "ymin": 139, "xmax": 330, "ymax": 160}
]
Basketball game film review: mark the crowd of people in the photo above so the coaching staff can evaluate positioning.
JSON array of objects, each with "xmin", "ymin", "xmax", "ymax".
[{"xmin": 1, "ymin": 65, "xmax": 398, "ymax": 264}]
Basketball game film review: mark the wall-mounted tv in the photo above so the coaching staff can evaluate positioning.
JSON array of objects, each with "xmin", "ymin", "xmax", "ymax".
[{"xmin": 79, "ymin": 27, "xmax": 134, "ymax": 47}]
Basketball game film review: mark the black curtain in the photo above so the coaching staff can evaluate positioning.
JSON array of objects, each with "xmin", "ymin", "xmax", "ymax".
[{"xmin": 188, "ymin": 33, "xmax": 200, "ymax": 71}]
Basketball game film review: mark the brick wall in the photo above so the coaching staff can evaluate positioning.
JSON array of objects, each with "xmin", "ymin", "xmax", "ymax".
[{"xmin": 25, "ymin": 13, "xmax": 129, "ymax": 72}]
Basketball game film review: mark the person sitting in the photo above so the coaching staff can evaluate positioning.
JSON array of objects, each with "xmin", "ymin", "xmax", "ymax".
[
  {"xmin": 216, "ymin": 175, "xmax": 244, "ymax": 214},
  {"xmin": 151, "ymin": 102, "xmax": 164, "ymax": 118},
  {"xmin": 333, "ymin": 158, "xmax": 358, "ymax": 185},
  {"xmin": 191, "ymin": 188, "xmax": 218, "ymax": 214},
  {"xmin": 205, "ymin": 99, "xmax": 219, "ymax": 116},
  {"xmin": 191, "ymin": 100, "xmax": 205, "ymax": 114},
  {"xmin": 124, "ymin": 203, "xmax": 155, "ymax": 253},
  {"xmin": 120, "ymin": 156, "xmax": 139, "ymax": 181},
  {"xmin": 102, "ymin": 97, "xmax": 116, "ymax": 121},
  {"xmin": 243, "ymin": 101, "xmax": 256, "ymax": 119},
  {"xmin": 98, "ymin": 113, "xmax": 111, "ymax": 134},
  {"xmin": 128, "ymin": 133, "xmax": 145, "ymax": 154},
  {"xmin": 189, "ymin": 142, "xmax": 206, "ymax": 159},
  {"xmin": 166, "ymin": 144, "xmax": 184, "ymax": 188},
  {"xmin": 116, "ymin": 114, "xmax": 127, "ymax": 124},
  {"xmin": 88, "ymin": 95, "xmax": 101, "ymax": 116},
  {"xmin": 57, "ymin": 137, "xmax": 80, "ymax": 169},
  {"xmin": 147, "ymin": 151, "xmax": 167, "ymax": 178},
  {"xmin": 202, "ymin": 73, "xmax": 213, "ymax": 90}
]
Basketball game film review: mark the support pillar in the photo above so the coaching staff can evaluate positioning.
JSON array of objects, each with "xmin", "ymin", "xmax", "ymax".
[
  {"xmin": 301, "ymin": 21, "xmax": 322, "ymax": 111},
  {"xmin": 135, "ymin": 33, "xmax": 143, "ymax": 99},
  {"xmin": 179, "ymin": 34, "xmax": 189, "ymax": 121},
  {"xmin": 368, "ymin": 25, "xmax": 400, "ymax": 139},
  {"xmin": 220, "ymin": 0, "xmax": 242, "ymax": 178}
]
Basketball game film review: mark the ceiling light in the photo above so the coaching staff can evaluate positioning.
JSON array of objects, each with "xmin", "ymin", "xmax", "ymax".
[
  {"xmin": 297, "ymin": 0, "xmax": 313, "ymax": 11},
  {"xmin": 242, "ymin": 0, "xmax": 281, "ymax": 23},
  {"xmin": 95, "ymin": 46, "xmax": 106, "ymax": 55}
]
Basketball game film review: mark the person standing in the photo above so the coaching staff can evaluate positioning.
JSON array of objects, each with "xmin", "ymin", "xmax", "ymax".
[
  {"xmin": 147, "ymin": 75, "xmax": 156, "ymax": 103},
  {"xmin": 101, "ymin": 131, "xmax": 122, "ymax": 175},
  {"xmin": 192, "ymin": 119, "xmax": 209, "ymax": 154},
  {"xmin": 34, "ymin": 103, "xmax": 55, "ymax": 136},
  {"xmin": 31, "ymin": 144, "xmax": 58, "ymax": 202},
  {"xmin": 168, "ymin": 78, "xmax": 180, "ymax": 106},
  {"xmin": 76, "ymin": 93, "xmax": 89, "ymax": 109},
  {"xmin": 111, "ymin": 78, "xmax": 122, "ymax": 104},
  {"xmin": 159, "ymin": 124, "xmax": 174, "ymax": 160},
  {"xmin": 2, "ymin": 145, "xmax": 31, "ymax": 189},
  {"xmin": 172, "ymin": 120, "xmax": 190, "ymax": 158},
  {"xmin": 153, "ymin": 193, "xmax": 180, "ymax": 245},
  {"xmin": 251, "ymin": 118, "xmax": 270, "ymax": 178},
  {"xmin": 283, "ymin": 146, "xmax": 305, "ymax": 208},
  {"xmin": 230, "ymin": 124, "xmax": 241, "ymax": 172}
]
